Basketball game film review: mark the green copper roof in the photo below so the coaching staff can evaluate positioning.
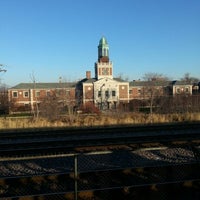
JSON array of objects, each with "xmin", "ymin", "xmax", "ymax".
[{"xmin": 99, "ymin": 37, "xmax": 108, "ymax": 46}]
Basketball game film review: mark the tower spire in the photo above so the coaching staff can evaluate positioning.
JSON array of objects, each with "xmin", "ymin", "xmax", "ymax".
[
  {"xmin": 95, "ymin": 37, "xmax": 113, "ymax": 80},
  {"xmin": 98, "ymin": 36, "xmax": 109, "ymax": 62}
]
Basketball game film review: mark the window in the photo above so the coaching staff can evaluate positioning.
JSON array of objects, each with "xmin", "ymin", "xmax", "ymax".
[
  {"xmin": 98, "ymin": 91, "xmax": 101, "ymax": 97},
  {"xmin": 185, "ymin": 87, "xmax": 189, "ymax": 93},
  {"xmin": 56, "ymin": 89, "xmax": 64, "ymax": 96},
  {"xmin": 104, "ymin": 49, "xmax": 107, "ymax": 56},
  {"xmin": 66, "ymin": 90, "xmax": 70, "ymax": 96},
  {"xmin": 23, "ymin": 91, "xmax": 29, "ymax": 98},
  {"xmin": 12, "ymin": 91, "xmax": 18, "ymax": 98},
  {"xmin": 176, "ymin": 88, "xmax": 181, "ymax": 94},
  {"xmin": 46, "ymin": 91, "xmax": 51, "ymax": 96},
  {"xmin": 102, "ymin": 68, "xmax": 109, "ymax": 75},
  {"xmin": 36, "ymin": 91, "xmax": 40, "ymax": 97},
  {"xmin": 24, "ymin": 103, "xmax": 29, "ymax": 108},
  {"xmin": 105, "ymin": 90, "xmax": 109, "ymax": 97},
  {"xmin": 99, "ymin": 49, "xmax": 102, "ymax": 57},
  {"xmin": 112, "ymin": 91, "xmax": 116, "ymax": 96}
]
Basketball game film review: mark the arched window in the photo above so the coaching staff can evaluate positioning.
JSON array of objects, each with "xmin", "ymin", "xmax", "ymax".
[
  {"xmin": 99, "ymin": 48, "xmax": 102, "ymax": 57},
  {"xmin": 103, "ymin": 48, "xmax": 107, "ymax": 56}
]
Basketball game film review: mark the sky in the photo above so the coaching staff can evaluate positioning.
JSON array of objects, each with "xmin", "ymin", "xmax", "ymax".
[{"xmin": 0, "ymin": 0, "xmax": 200, "ymax": 87}]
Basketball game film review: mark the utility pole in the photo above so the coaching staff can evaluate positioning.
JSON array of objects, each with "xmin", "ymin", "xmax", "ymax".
[
  {"xmin": 0, "ymin": 64, "xmax": 7, "ymax": 85},
  {"xmin": 0, "ymin": 64, "xmax": 7, "ymax": 114}
]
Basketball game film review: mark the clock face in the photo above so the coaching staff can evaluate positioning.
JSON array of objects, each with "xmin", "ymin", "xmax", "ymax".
[{"xmin": 102, "ymin": 68, "xmax": 109, "ymax": 75}]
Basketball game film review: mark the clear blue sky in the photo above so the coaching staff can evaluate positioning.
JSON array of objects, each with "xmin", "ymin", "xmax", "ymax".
[{"xmin": 0, "ymin": 0, "xmax": 200, "ymax": 87}]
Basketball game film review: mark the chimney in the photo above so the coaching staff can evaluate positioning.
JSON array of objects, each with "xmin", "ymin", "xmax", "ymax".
[{"xmin": 86, "ymin": 71, "xmax": 91, "ymax": 79}]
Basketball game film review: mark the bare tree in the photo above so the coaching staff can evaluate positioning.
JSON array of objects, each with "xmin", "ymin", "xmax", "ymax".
[
  {"xmin": 39, "ymin": 91, "xmax": 61, "ymax": 121},
  {"xmin": 142, "ymin": 73, "xmax": 169, "ymax": 122},
  {"xmin": 30, "ymin": 72, "xmax": 39, "ymax": 119},
  {"xmin": 116, "ymin": 73, "xmax": 129, "ymax": 81},
  {"xmin": 0, "ymin": 86, "xmax": 8, "ymax": 114},
  {"xmin": 181, "ymin": 73, "xmax": 199, "ymax": 83},
  {"xmin": 57, "ymin": 78, "xmax": 76, "ymax": 124}
]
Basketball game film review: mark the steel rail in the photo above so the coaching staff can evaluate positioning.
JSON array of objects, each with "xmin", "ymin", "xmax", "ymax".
[{"xmin": 0, "ymin": 122, "xmax": 200, "ymax": 155}]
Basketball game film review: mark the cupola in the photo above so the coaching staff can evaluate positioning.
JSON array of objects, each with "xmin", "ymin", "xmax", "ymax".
[{"xmin": 98, "ymin": 36, "xmax": 109, "ymax": 62}]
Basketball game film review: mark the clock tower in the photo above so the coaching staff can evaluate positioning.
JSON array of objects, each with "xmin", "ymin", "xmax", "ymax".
[{"xmin": 95, "ymin": 37, "xmax": 113, "ymax": 80}]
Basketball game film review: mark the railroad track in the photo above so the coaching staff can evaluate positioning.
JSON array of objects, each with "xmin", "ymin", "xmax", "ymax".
[
  {"xmin": 0, "ymin": 122, "xmax": 200, "ymax": 156},
  {"xmin": 0, "ymin": 123, "xmax": 199, "ymax": 199}
]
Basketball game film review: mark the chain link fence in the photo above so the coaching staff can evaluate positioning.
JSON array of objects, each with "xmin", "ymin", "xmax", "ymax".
[{"xmin": 0, "ymin": 146, "xmax": 199, "ymax": 200}]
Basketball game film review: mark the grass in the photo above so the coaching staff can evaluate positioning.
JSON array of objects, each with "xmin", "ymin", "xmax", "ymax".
[{"xmin": 0, "ymin": 112, "xmax": 200, "ymax": 129}]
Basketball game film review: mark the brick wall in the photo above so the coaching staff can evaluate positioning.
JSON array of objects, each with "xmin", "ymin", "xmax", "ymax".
[{"xmin": 119, "ymin": 84, "xmax": 128, "ymax": 99}]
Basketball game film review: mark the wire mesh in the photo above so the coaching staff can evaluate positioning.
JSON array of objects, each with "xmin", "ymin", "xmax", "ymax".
[{"xmin": 0, "ymin": 146, "xmax": 199, "ymax": 200}]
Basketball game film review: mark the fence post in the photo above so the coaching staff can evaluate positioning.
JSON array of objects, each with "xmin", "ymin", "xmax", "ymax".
[{"xmin": 74, "ymin": 154, "xmax": 78, "ymax": 200}]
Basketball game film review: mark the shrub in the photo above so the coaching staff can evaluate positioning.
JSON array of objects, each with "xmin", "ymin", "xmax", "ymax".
[{"xmin": 80, "ymin": 102, "xmax": 100, "ymax": 114}]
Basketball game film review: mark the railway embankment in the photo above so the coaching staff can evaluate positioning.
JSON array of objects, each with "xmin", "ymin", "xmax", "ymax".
[{"xmin": 0, "ymin": 112, "xmax": 200, "ymax": 129}]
